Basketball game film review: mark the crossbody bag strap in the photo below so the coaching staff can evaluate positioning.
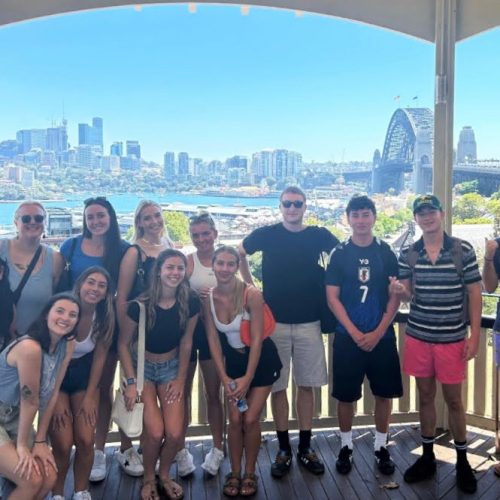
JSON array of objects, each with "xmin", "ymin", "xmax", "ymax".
[
  {"xmin": 12, "ymin": 245, "xmax": 43, "ymax": 304},
  {"xmin": 135, "ymin": 301, "xmax": 146, "ymax": 399},
  {"xmin": 64, "ymin": 237, "xmax": 78, "ymax": 271}
]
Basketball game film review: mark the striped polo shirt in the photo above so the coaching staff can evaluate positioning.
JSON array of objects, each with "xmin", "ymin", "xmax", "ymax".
[{"xmin": 398, "ymin": 233, "xmax": 481, "ymax": 343}]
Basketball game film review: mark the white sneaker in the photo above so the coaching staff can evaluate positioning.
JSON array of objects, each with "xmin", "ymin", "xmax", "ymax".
[
  {"xmin": 89, "ymin": 449, "xmax": 106, "ymax": 482},
  {"xmin": 201, "ymin": 447, "xmax": 224, "ymax": 475},
  {"xmin": 175, "ymin": 448, "xmax": 195, "ymax": 477},
  {"xmin": 72, "ymin": 491, "xmax": 92, "ymax": 500},
  {"xmin": 51, "ymin": 496, "xmax": 65, "ymax": 500},
  {"xmin": 116, "ymin": 446, "xmax": 144, "ymax": 477}
]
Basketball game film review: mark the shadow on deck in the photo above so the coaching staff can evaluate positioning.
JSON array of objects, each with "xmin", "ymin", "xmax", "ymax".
[{"xmin": 75, "ymin": 425, "xmax": 498, "ymax": 499}]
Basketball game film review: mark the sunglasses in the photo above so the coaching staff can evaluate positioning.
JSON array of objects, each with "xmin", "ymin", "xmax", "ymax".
[
  {"xmin": 84, "ymin": 196, "xmax": 107, "ymax": 206},
  {"xmin": 281, "ymin": 200, "xmax": 304, "ymax": 209},
  {"xmin": 20, "ymin": 214, "xmax": 44, "ymax": 224},
  {"xmin": 189, "ymin": 212, "xmax": 214, "ymax": 223}
]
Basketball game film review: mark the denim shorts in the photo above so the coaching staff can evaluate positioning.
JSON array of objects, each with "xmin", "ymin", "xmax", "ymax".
[
  {"xmin": 0, "ymin": 402, "xmax": 34, "ymax": 447},
  {"xmin": 133, "ymin": 354, "xmax": 179, "ymax": 385}
]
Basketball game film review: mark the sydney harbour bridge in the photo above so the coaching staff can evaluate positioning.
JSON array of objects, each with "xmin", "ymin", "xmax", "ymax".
[{"xmin": 340, "ymin": 107, "xmax": 500, "ymax": 196}]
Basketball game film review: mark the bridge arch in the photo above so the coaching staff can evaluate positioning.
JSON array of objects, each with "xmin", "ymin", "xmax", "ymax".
[{"xmin": 373, "ymin": 108, "xmax": 433, "ymax": 193}]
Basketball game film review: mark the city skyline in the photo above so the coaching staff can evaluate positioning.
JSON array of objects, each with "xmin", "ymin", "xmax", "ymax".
[{"xmin": 0, "ymin": 5, "xmax": 499, "ymax": 163}]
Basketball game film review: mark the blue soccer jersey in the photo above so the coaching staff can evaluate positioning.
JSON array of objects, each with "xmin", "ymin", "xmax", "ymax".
[{"xmin": 325, "ymin": 238, "xmax": 398, "ymax": 338}]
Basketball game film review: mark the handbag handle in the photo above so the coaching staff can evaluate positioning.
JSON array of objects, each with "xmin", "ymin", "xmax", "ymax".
[{"xmin": 135, "ymin": 301, "xmax": 146, "ymax": 399}]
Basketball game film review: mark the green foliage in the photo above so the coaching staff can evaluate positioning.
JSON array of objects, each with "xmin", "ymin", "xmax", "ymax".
[
  {"xmin": 452, "ymin": 193, "xmax": 487, "ymax": 222},
  {"xmin": 455, "ymin": 180, "xmax": 479, "ymax": 195},
  {"xmin": 248, "ymin": 253, "xmax": 262, "ymax": 285},
  {"xmin": 163, "ymin": 211, "xmax": 190, "ymax": 244}
]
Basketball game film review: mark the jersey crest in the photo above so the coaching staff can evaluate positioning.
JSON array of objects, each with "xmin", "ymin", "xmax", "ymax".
[{"xmin": 358, "ymin": 266, "xmax": 370, "ymax": 283}]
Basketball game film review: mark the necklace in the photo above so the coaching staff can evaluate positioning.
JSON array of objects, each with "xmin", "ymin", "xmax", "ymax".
[{"xmin": 141, "ymin": 237, "xmax": 163, "ymax": 247}]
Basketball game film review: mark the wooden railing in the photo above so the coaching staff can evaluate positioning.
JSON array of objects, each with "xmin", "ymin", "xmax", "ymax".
[{"xmin": 186, "ymin": 313, "xmax": 499, "ymax": 435}]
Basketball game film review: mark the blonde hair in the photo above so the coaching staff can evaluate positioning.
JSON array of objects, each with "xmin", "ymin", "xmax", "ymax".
[
  {"xmin": 132, "ymin": 200, "xmax": 172, "ymax": 245},
  {"xmin": 212, "ymin": 245, "xmax": 245, "ymax": 319},
  {"xmin": 14, "ymin": 201, "xmax": 47, "ymax": 221}
]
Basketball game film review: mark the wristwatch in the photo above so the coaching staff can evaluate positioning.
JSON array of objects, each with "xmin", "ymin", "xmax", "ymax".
[{"xmin": 126, "ymin": 377, "xmax": 137, "ymax": 386}]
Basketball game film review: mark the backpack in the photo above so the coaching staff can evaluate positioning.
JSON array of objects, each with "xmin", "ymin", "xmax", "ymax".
[{"xmin": 406, "ymin": 237, "xmax": 468, "ymax": 323}]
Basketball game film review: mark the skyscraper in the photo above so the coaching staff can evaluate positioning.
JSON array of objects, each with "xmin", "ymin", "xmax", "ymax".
[
  {"xmin": 78, "ymin": 117, "xmax": 103, "ymax": 151},
  {"xmin": 16, "ymin": 129, "xmax": 47, "ymax": 153},
  {"xmin": 178, "ymin": 152, "xmax": 189, "ymax": 176},
  {"xmin": 110, "ymin": 141, "xmax": 123, "ymax": 156},
  {"xmin": 457, "ymin": 126, "xmax": 477, "ymax": 163},
  {"xmin": 163, "ymin": 152, "xmax": 175, "ymax": 178},
  {"xmin": 46, "ymin": 121, "xmax": 68, "ymax": 153},
  {"xmin": 126, "ymin": 140, "xmax": 141, "ymax": 159}
]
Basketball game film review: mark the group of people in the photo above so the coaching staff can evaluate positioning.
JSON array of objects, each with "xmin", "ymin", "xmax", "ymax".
[{"xmin": 0, "ymin": 187, "xmax": 498, "ymax": 499}]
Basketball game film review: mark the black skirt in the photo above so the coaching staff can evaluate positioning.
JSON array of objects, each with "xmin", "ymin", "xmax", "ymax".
[{"xmin": 219, "ymin": 333, "xmax": 282, "ymax": 388}]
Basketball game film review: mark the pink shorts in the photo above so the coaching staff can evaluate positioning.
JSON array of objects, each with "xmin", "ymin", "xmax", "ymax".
[{"xmin": 403, "ymin": 335, "xmax": 466, "ymax": 384}]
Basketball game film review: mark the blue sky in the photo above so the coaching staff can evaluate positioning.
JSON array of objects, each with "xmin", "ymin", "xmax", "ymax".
[{"xmin": 0, "ymin": 4, "xmax": 498, "ymax": 163}]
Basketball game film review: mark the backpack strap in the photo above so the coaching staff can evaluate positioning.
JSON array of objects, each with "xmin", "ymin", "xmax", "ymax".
[{"xmin": 449, "ymin": 237, "xmax": 464, "ymax": 279}]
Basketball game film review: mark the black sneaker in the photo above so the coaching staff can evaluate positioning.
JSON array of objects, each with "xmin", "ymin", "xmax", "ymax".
[
  {"xmin": 271, "ymin": 449, "xmax": 292, "ymax": 478},
  {"xmin": 297, "ymin": 447, "xmax": 325, "ymax": 475},
  {"xmin": 403, "ymin": 455, "xmax": 437, "ymax": 483},
  {"xmin": 375, "ymin": 446, "xmax": 395, "ymax": 475},
  {"xmin": 335, "ymin": 445, "xmax": 353, "ymax": 475},
  {"xmin": 456, "ymin": 460, "xmax": 477, "ymax": 494}
]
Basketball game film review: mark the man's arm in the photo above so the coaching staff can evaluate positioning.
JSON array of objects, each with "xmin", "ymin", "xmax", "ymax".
[
  {"xmin": 326, "ymin": 285, "xmax": 364, "ymax": 345},
  {"xmin": 464, "ymin": 281, "xmax": 482, "ymax": 360},
  {"xmin": 482, "ymin": 238, "xmax": 499, "ymax": 293},
  {"xmin": 238, "ymin": 242, "xmax": 255, "ymax": 286}
]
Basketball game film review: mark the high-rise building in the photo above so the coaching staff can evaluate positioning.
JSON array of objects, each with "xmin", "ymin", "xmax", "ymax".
[
  {"xmin": 126, "ymin": 140, "xmax": 141, "ymax": 159},
  {"xmin": 16, "ymin": 129, "xmax": 47, "ymax": 153},
  {"xmin": 457, "ymin": 126, "xmax": 477, "ymax": 163},
  {"xmin": 163, "ymin": 152, "xmax": 175, "ymax": 178},
  {"xmin": 251, "ymin": 150, "xmax": 273, "ymax": 178},
  {"xmin": 225, "ymin": 156, "xmax": 248, "ymax": 171},
  {"xmin": 79, "ymin": 117, "xmax": 103, "ymax": 151},
  {"xmin": 46, "ymin": 121, "xmax": 68, "ymax": 153},
  {"xmin": 110, "ymin": 141, "xmax": 123, "ymax": 156},
  {"xmin": 0, "ymin": 140, "xmax": 19, "ymax": 159},
  {"xmin": 178, "ymin": 152, "xmax": 189, "ymax": 176}
]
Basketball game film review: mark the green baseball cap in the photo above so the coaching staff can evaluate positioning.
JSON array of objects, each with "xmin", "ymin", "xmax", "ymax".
[{"xmin": 413, "ymin": 194, "xmax": 442, "ymax": 214}]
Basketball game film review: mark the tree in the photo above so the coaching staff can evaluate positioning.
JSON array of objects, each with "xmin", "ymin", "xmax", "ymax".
[
  {"xmin": 163, "ymin": 211, "xmax": 190, "ymax": 244},
  {"xmin": 455, "ymin": 180, "xmax": 479, "ymax": 195},
  {"xmin": 452, "ymin": 193, "xmax": 486, "ymax": 222}
]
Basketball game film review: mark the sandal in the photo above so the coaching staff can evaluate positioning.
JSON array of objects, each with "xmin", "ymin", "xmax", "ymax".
[
  {"xmin": 223, "ymin": 472, "xmax": 241, "ymax": 497},
  {"xmin": 159, "ymin": 477, "xmax": 184, "ymax": 500},
  {"xmin": 240, "ymin": 472, "xmax": 258, "ymax": 497},
  {"xmin": 141, "ymin": 480, "xmax": 160, "ymax": 500}
]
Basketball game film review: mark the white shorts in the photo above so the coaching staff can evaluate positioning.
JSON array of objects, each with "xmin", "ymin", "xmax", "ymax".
[{"xmin": 271, "ymin": 321, "xmax": 327, "ymax": 393}]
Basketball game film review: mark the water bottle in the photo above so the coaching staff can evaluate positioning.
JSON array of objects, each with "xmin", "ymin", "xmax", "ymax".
[{"xmin": 228, "ymin": 380, "xmax": 248, "ymax": 412}]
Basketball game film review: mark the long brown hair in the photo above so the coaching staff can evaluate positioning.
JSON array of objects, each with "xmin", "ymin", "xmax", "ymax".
[
  {"xmin": 140, "ymin": 249, "xmax": 191, "ymax": 331},
  {"xmin": 212, "ymin": 245, "xmax": 246, "ymax": 320},
  {"xmin": 73, "ymin": 266, "xmax": 115, "ymax": 348}
]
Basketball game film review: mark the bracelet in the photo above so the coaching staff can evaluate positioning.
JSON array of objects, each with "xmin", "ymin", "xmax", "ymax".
[{"xmin": 34, "ymin": 439, "xmax": 47, "ymax": 444}]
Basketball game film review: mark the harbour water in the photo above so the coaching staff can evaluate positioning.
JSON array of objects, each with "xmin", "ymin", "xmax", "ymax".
[{"xmin": 0, "ymin": 192, "xmax": 278, "ymax": 227}]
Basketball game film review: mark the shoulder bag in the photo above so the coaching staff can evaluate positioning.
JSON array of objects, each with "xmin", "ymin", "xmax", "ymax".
[
  {"xmin": 12, "ymin": 245, "xmax": 42, "ymax": 305},
  {"xmin": 240, "ymin": 286, "xmax": 276, "ymax": 347},
  {"xmin": 111, "ymin": 301, "xmax": 145, "ymax": 437}
]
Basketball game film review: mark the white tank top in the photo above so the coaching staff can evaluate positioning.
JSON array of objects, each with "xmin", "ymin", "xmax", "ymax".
[
  {"xmin": 209, "ymin": 290, "xmax": 249, "ymax": 349},
  {"xmin": 189, "ymin": 252, "xmax": 217, "ymax": 293},
  {"xmin": 72, "ymin": 324, "xmax": 96, "ymax": 359}
]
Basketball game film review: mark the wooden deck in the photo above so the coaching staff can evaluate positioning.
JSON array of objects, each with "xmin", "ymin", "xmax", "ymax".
[{"xmin": 64, "ymin": 424, "xmax": 499, "ymax": 499}]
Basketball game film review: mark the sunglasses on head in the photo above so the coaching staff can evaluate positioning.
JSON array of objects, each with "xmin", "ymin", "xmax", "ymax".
[
  {"xmin": 20, "ymin": 214, "xmax": 44, "ymax": 224},
  {"xmin": 281, "ymin": 200, "xmax": 304, "ymax": 209},
  {"xmin": 189, "ymin": 212, "xmax": 214, "ymax": 223},
  {"xmin": 84, "ymin": 196, "xmax": 107, "ymax": 206}
]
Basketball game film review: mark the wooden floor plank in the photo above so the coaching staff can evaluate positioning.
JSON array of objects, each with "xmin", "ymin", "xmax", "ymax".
[{"xmin": 76, "ymin": 426, "xmax": 498, "ymax": 500}]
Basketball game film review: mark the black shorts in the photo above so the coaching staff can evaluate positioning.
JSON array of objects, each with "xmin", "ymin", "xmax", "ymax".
[
  {"xmin": 60, "ymin": 351, "xmax": 94, "ymax": 395},
  {"xmin": 190, "ymin": 320, "xmax": 212, "ymax": 362},
  {"xmin": 219, "ymin": 334, "xmax": 282, "ymax": 388},
  {"xmin": 331, "ymin": 334, "xmax": 403, "ymax": 403}
]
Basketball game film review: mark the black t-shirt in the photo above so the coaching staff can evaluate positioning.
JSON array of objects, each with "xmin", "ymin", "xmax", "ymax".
[
  {"xmin": 325, "ymin": 238, "xmax": 398, "ymax": 338},
  {"xmin": 493, "ymin": 237, "xmax": 500, "ymax": 331},
  {"xmin": 127, "ymin": 292, "xmax": 200, "ymax": 354},
  {"xmin": 243, "ymin": 223, "xmax": 339, "ymax": 324}
]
